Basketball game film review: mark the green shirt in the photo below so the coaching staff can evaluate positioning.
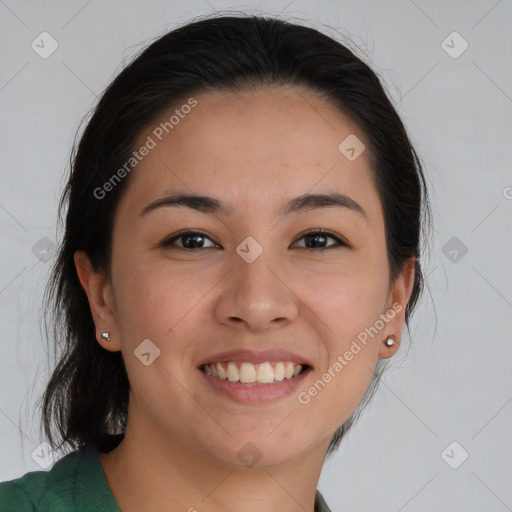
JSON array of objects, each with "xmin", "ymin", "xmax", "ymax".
[{"xmin": 0, "ymin": 444, "xmax": 332, "ymax": 511}]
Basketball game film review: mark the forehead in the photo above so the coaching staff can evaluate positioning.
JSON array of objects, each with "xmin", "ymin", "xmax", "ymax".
[{"xmin": 117, "ymin": 86, "xmax": 381, "ymax": 223}]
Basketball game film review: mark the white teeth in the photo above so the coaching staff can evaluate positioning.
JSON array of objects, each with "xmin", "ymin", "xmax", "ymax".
[
  {"xmin": 239, "ymin": 362, "xmax": 257, "ymax": 383},
  {"xmin": 217, "ymin": 362, "xmax": 227, "ymax": 380},
  {"xmin": 285, "ymin": 362, "xmax": 294, "ymax": 379},
  {"xmin": 202, "ymin": 361, "xmax": 306, "ymax": 384},
  {"xmin": 256, "ymin": 362, "xmax": 274, "ymax": 383},
  {"xmin": 273, "ymin": 362, "xmax": 285, "ymax": 381},
  {"xmin": 227, "ymin": 362, "xmax": 239, "ymax": 382}
]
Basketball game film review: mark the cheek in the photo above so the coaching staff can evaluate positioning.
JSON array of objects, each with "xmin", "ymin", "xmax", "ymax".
[
  {"xmin": 296, "ymin": 265, "xmax": 386, "ymax": 412},
  {"xmin": 298, "ymin": 281, "xmax": 383, "ymax": 430},
  {"xmin": 111, "ymin": 262, "xmax": 208, "ymax": 406},
  {"xmin": 301, "ymin": 263, "xmax": 389, "ymax": 341},
  {"xmin": 113, "ymin": 259, "xmax": 211, "ymax": 338},
  {"xmin": 311, "ymin": 349, "xmax": 378, "ymax": 432}
]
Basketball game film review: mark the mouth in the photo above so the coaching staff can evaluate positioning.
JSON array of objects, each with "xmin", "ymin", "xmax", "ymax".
[
  {"xmin": 197, "ymin": 360, "xmax": 313, "ymax": 403},
  {"xmin": 199, "ymin": 361, "xmax": 312, "ymax": 386},
  {"xmin": 196, "ymin": 348, "xmax": 313, "ymax": 402}
]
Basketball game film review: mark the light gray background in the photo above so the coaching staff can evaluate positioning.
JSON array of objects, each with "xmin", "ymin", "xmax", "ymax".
[{"xmin": 1, "ymin": 1, "xmax": 511, "ymax": 510}]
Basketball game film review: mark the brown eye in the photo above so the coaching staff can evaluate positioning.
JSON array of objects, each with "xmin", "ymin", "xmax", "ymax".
[
  {"xmin": 162, "ymin": 230, "xmax": 218, "ymax": 250},
  {"xmin": 293, "ymin": 230, "xmax": 347, "ymax": 250},
  {"xmin": 162, "ymin": 228, "xmax": 348, "ymax": 251}
]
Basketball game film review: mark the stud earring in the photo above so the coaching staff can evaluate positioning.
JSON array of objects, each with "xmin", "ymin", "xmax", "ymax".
[
  {"xmin": 100, "ymin": 331, "xmax": 111, "ymax": 341},
  {"xmin": 384, "ymin": 336, "xmax": 395, "ymax": 347}
]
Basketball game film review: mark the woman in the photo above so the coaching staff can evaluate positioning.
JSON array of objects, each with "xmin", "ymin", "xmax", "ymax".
[{"xmin": 0, "ymin": 13, "xmax": 431, "ymax": 512}]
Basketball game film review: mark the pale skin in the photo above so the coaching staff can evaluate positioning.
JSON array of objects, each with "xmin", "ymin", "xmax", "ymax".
[{"xmin": 74, "ymin": 86, "xmax": 415, "ymax": 512}]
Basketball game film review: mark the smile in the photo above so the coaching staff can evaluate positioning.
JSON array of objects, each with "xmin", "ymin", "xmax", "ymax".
[
  {"xmin": 200, "ymin": 361, "xmax": 309, "ymax": 385},
  {"xmin": 198, "ymin": 361, "xmax": 312, "ymax": 403}
]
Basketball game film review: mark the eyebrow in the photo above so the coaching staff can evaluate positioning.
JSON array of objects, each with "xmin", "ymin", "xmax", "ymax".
[{"xmin": 140, "ymin": 192, "xmax": 366, "ymax": 220}]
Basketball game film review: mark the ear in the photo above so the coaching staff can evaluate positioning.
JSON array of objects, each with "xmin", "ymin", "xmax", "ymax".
[
  {"xmin": 378, "ymin": 255, "xmax": 416, "ymax": 359},
  {"xmin": 74, "ymin": 250, "xmax": 121, "ymax": 352}
]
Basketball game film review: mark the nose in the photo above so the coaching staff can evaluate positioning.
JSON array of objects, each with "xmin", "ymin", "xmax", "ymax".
[{"xmin": 213, "ymin": 248, "xmax": 300, "ymax": 332}]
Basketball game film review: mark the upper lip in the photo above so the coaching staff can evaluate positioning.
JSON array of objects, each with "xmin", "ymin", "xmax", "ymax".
[{"xmin": 197, "ymin": 348, "xmax": 313, "ymax": 368}]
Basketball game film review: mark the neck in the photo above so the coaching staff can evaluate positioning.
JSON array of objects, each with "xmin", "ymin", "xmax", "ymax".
[{"xmin": 100, "ymin": 412, "xmax": 329, "ymax": 512}]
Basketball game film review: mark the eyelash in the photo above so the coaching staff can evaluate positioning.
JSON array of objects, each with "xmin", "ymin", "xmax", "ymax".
[{"xmin": 161, "ymin": 229, "xmax": 348, "ymax": 251}]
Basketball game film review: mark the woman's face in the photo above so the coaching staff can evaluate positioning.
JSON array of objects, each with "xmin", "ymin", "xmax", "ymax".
[{"xmin": 77, "ymin": 86, "xmax": 414, "ymax": 467}]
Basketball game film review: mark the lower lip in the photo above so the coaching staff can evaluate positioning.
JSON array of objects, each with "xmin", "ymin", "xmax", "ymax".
[{"xmin": 197, "ymin": 367, "xmax": 312, "ymax": 403}]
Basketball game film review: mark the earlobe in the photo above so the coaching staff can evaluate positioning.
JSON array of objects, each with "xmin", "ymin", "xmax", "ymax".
[
  {"xmin": 73, "ymin": 250, "xmax": 120, "ymax": 352},
  {"xmin": 379, "ymin": 334, "xmax": 400, "ymax": 359},
  {"xmin": 378, "ymin": 256, "xmax": 416, "ymax": 359}
]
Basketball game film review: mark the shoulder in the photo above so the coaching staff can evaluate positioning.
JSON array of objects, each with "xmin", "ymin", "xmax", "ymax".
[
  {"xmin": 0, "ymin": 477, "xmax": 35, "ymax": 511},
  {"xmin": 0, "ymin": 447, "xmax": 97, "ymax": 512},
  {"xmin": 315, "ymin": 489, "xmax": 333, "ymax": 512}
]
